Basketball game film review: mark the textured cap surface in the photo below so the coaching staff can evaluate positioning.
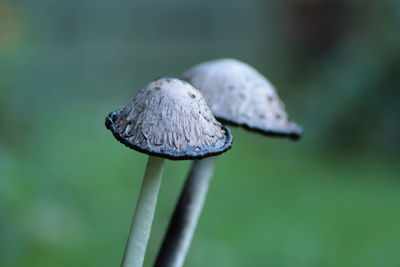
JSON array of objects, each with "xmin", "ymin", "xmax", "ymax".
[
  {"xmin": 182, "ymin": 58, "xmax": 302, "ymax": 139},
  {"xmin": 105, "ymin": 78, "xmax": 233, "ymax": 160}
]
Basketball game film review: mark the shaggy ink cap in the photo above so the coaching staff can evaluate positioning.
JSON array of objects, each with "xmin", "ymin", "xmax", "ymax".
[
  {"xmin": 182, "ymin": 58, "xmax": 303, "ymax": 140},
  {"xmin": 105, "ymin": 78, "xmax": 233, "ymax": 160}
]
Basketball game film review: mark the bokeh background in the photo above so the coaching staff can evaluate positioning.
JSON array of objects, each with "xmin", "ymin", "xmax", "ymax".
[{"xmin": 1, "ymin": 0, "xmax": 400, "ymax": 266}]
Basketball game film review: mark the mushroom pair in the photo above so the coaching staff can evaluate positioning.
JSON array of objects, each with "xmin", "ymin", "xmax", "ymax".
[
  {"xmin": 105, "ymin": 59, "xmax": 302, "ymax": 267},
  {"xmin": 105, "ymin": 78, "xmax": 232, "ymax": 267}
]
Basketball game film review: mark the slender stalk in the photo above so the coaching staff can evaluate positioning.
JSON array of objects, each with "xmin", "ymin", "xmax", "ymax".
[
  {"xmin": 121, "ymin": 156, "xmax": 166, "ymax": 267},
  {"xmin": 154, "ymin": 157, "xmax": 215, "ymax": 267}
]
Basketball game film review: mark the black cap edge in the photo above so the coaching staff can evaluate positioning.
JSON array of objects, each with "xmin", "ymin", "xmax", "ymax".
[{"xmin": 215, "ymin": 115, "xmax": 303, "ymax": 141}]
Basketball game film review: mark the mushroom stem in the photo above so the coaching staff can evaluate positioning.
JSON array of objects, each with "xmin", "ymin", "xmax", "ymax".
[
  {"xmin": 154, "ymin": 157, "xmax": 215, "ymax": 267},
  {"xmin": 121, "ymin": 156, "xmax": 166, "ymax": 267}
]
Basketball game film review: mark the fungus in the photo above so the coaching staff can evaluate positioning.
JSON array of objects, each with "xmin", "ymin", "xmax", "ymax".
[
  {"xmin": 155, "ymin": 59, "xmax": 302, "ymax": 267},
  {"xmin": 182, "ymin": 58, "xmax": 302, "ymax": 139},
  {"xmin": 105, "ymin": 78, "xmax": 232, "ymax": 267}
]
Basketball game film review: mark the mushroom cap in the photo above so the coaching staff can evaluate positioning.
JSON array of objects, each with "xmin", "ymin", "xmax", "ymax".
[
  {"xmin": 182, "ymin": 58, "xmax": 303, "ymax": 140},
  {"xmin": 105, "ymin": 78, "xmax": 233, "ymax": 160}
]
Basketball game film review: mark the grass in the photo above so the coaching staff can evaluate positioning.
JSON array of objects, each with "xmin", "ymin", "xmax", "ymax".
[{"xmin": 1, "ymin": 104, "xmax": 399, "ymax": 267}]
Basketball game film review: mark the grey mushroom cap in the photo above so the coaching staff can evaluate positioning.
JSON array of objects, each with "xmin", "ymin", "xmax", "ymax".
[
  {"xmin": 105, "ymin": 78, "xmax": 233, "ymax": 160},
  {"xmin": 181, "ymin": 58, "xmax": 303, "ymax": 140}
]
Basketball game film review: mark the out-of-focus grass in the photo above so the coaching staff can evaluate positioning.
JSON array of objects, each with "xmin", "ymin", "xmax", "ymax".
[
  {"xmin": 1, "ymin": 104, "xmax": 399, "ymax": 267},
  {"xmin": 1, "ymin": 0, "xmax": 399, "ymax": 266}
]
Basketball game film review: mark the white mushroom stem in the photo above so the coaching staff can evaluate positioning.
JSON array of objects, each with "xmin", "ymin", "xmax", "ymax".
[
  {"xmin": 154, "ymin": 157, "xmax": 215, "ymax": 267},
  {"xmin": 121, "ymin": 156, "xmax": 166, "ymax": 267}
]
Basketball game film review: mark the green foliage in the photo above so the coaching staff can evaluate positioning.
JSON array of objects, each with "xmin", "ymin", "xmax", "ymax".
[{"xmin": 1, "ymin": 0, "xmax": 399, "ymax": 266}]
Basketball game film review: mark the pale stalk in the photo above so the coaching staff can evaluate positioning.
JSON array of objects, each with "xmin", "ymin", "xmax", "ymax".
[{"xmin": 121, "ymin": 156, "xmax": 166, "ymax": 267}]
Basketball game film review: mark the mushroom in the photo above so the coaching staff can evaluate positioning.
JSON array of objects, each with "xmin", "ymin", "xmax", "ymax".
[
  {"xmin": 105, "ymin": 78, "xmax": 233, "ymax": 267},
  {"xmin": 154, "ymin": 59, "xmax": 302, "ymax": 267}
]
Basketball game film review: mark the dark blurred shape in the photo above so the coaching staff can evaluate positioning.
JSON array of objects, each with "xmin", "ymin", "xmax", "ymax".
[
  {"xmin": 285, "ymin": 1, "xmax": 351, "ymax": 56},
  {"xmin": 0, "ymin": 1, "xmax": 23, "ymax": 51}
]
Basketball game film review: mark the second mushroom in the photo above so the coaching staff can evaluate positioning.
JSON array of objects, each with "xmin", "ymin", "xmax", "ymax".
[{"xmin": 154, "ymin": 59, "xmax": 303, "ymax": 267}]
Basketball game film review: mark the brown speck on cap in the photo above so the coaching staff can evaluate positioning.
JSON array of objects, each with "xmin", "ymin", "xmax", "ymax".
[
  {"xmin": 105, "ymin": 78, "xmax": 233, "ymax": 160},
  {"xmin": 181, "ymin": 59, "xmax": 303, "ymax": 140}
]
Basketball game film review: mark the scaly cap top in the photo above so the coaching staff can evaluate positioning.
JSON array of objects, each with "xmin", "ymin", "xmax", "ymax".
[
  {"xmin": 182, "ymin": 59, "xmax": 302, "ymax": 139},
  {"xmin": 105, "ymin": 78, "xmax": 233, "ymax": 160}
]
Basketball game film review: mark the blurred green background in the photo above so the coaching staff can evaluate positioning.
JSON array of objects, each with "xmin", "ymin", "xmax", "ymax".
[{"xmin": 1, "ymin": 0, "xmax": 400, "ymax": 266}]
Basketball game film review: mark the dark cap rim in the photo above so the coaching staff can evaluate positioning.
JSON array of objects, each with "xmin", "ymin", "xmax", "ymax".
[
  {"xmin": 105, "ymin": 108, "xmax": 233, "ymax": 160},
  {"xmin": 216, "ymin": 115, "xmax": 303, "ymax": 141}
]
